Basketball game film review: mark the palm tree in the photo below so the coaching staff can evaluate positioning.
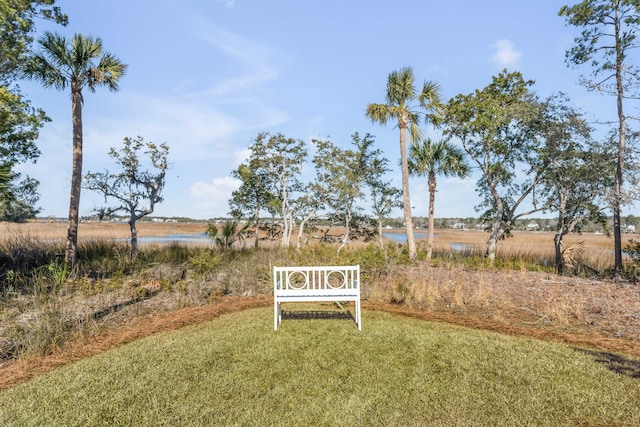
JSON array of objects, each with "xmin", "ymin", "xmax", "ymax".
[
  {"xmin": 25, "ymin": 32, "xmax": 127, "ymax": 266},
  {"xmin": 366, "ymin": 67, "xmax": 442, "ymax": 260},
  {"xmin": 408, "ymin": 138, "xmax": 470, "ymax": 259}
]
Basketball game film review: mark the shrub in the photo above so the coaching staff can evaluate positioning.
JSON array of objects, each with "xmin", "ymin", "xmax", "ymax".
[{"xmin": 189, "ymin": 250, "xmax": 220, "ymax": 277}]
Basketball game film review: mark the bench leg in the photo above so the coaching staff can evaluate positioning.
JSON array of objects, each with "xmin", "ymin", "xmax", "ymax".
[{"xmin": 274, "ymin": 300, "xmax": 281, "ymax": 330}]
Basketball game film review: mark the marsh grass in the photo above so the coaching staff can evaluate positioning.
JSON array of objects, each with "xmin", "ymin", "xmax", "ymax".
[
  {"xmin": 1, "ymin": 223, "xmax": 639, "ymax": 366},
  {"xmin": 429, "ymin": 229, "xmax": 626, "ymax": 275},
  {"xmin": 0, "ymin": 308, "xmax": 638, "ymax": 426}
]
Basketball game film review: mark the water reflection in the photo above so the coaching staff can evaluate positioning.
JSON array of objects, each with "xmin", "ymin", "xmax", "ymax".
[
  {"xmin": 134, "ymin": 232, "xmax": 475, "ymax": 252},
  {"xmin": 383, "ymin": 232, "xmax": 428, "ymax": 243},
  {"xmin": 450, "ymin": 242, "xmax": 473, "ymax": 252},
  {"xmin": 135, "ymin": 233, "xmax": 210, "ymax": 245},
  {"xmin": 383, "ymin": 233, "xmax": 474, "ymax": 253}
]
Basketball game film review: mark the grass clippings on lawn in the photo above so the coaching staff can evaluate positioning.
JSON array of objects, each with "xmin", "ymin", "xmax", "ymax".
[{"xmin": 0, "ymin": 307, "xmax": 638, "ymax": 427}]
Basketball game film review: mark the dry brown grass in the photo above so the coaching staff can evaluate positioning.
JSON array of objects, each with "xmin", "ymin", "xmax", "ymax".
[
  {"xmin": 0, "ymin": 296, "xmax": 271, "ymax": 392},
  {"xmin": 1, "ymin": 222, "xmax": 639, "ymax": 392},
  {"xmin": 428, "ymin": 228, "xmax": 625, "ymax": 270},
  {"xmin": 0, "ymin": 219, "xmax": 208, "ymax": 241},
  {"xmin": 364, "ymin": 264, "xmax": 640, "ymax": 352}
]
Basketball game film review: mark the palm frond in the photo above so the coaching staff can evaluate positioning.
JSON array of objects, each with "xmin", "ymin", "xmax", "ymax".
[
  {"xmin": 386, "ymin": 67, "xmax": 416, "ymax": 105},
  {"xmin": 365, "ymin": 103, "xmax": 391, "ymax": 125},
  {"xmin": 419, "ymin": 80, "xmax": 444, "ymax": 126},
  {"xmin": 408, "ymin": 138, "xmax": 471, "ymax": 179},
  {"xmin": 418, "ymin": 80, "xmax": 442, "ymax": 105},
  {"xmin": 408, "ymin": 123, "xmax": 423, "ymax": 144},
  {"xmin": 71, "ymin": 33, "xmax": 102, "ymax": 65}
]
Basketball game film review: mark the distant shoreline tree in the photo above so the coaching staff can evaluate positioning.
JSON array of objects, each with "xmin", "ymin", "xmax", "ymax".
[
  {"xmin": 408, "ymin": 138, "xmax": 470, "ymax": 260},
  {"xmin": 560, "ymin": 0, "xmax": 640, "ymax": 280},
  {"xmin": 84, "ymin": 136, "xmax": 169, "ymax": 259},
  {"xmin": 25, "ymin": 32, "xmax": 127, "ymax": 266},
  {"xmin": 360, "ymin": 135, "xmax": 402, "ymax": 248},
  {"xmin": 229, "ymin": 132, "xmax": 306, "ymax": 247},
  {"xmin": 229, "ymin": 158, "xmax": 272, "ymax": 248},
  {"xmin": 537, "ymin": 93, "xmax": 613, "ymax": 274},
  {"xmin": 293, "ymin": 137, "xmax": 334, "ymax": 249},
  {"xmin": 444, "ymin": 70, "xmax": 547, "ymax": 264},
  {"xmin": 366, "ymin": 67, "xmax": 443, "ymax": 261}
]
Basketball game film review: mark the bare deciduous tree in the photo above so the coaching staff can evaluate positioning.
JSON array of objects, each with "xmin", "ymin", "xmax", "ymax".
[{"xmin": 84, "ymin": 136, "xmax": 169, "ymax": 258}]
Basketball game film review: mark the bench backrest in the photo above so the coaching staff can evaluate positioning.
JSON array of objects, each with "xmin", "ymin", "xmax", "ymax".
[{"xmin": 273, "ymin": 265, "xmax": 360, "ymax": 295}]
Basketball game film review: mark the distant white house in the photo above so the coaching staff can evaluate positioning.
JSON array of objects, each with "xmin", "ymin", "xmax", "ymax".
[
  {"xmin": 526, "ymin": 222, "xmax": 539, "ymax": 231},
  {"xmin": 453, "ymin": 222, "xmax": 466, "ymax": 229}
]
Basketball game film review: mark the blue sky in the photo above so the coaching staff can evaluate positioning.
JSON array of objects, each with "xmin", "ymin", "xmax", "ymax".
[{"xmin": 17, "ymin": 0, "xmax": 618, "ymax": 220}]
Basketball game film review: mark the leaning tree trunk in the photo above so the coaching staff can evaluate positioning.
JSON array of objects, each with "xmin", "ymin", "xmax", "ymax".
[
  {"xmin": 486, "ymin": 217, "xmax": 503, "ymax": 266},
  {"xmin": 485, "ymin": 231, "xmax": 498, "ymax": 265},
  {"xmin": 296, "ymin": 215, "xmax": 311, "ymax": 250},
  {"xmin": 484, "ymin": 186, "xmax": 505, "ymax": 266},
  {"xmin": 553, "ymin": 206, "xmax": 568, "ymax": 275},
  {"xmin": 399, "ymin": 124, "xmax": 417, "ymax": 260},
  {"xmin": 129, "ymin": 217, "xmax": 139, "ymax": 260},
  {"xmin": 65, "ymin": 85, "xmax": 83, "ymax": 267},
  {"xmin": 337, "ymin": 210, "xmax": 352, "ymax": 253},
  {"xmin": 554, "ymin": 231, "xmax": 564, "ymax": 275}
]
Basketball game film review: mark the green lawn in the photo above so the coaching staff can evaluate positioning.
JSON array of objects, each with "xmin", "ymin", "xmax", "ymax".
[{"xmin": 0, "ymin": 307, "xmax": 638, "ymax": 426}]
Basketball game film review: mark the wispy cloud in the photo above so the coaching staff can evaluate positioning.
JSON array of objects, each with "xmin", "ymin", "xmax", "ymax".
[
  {"xmin": 217, "ymin": 0, "xmax": 236, "ymax": 8},
  {"xmin": 491, "ymin": 39, "xmax": 522, "ymax": 68},
  {"xmin": 196, "ymin": 24, "xmax": 285, "ymax": 97},
  {"xmin": 73, "ymin": 15, "xmax": 292, "ymax": 220},
  {"xmin": 233, "ymin": 148, "xmax": 251, "ymax": 166},
  {"xmin": 190, "ymin": 176, "xmax": 241, "ymax": 218}
]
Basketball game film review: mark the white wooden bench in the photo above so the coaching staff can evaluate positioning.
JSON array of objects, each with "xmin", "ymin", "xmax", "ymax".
[{"xmin": 273, "ymin": 265, "xmax": 361, "ymax": 330}]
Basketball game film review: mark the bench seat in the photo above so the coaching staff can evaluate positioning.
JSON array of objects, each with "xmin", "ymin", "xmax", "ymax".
[{"xmin": 273, "ymin": 265, "xmax": 361, "ymax": 330}]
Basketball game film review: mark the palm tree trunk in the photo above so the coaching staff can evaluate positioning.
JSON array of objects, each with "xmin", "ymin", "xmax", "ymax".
[
  {"xmin": 399, "ymin": 125, "xmax": 417, "ymax": 260},
  {"xmin": 426, "ymin": 173, "xmax": 436, "ymax": 260},
  {"xmin": 65, "ymin": 86, "xmax": 83, "ymax": 267}
]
